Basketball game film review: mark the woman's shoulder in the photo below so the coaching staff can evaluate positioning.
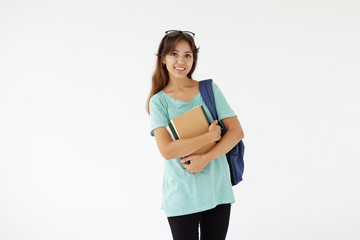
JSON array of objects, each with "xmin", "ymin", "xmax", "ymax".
[
  {"xmin": 150, "ymin": 90, "xmax": 164, "ymax": 101},
  {"xmin": 210, "ymin": 80, "xmax": 226, "ymax": 94},
  {"xmin": 199, "ymin": 79, "xmax": 221, "ymax": 92},
  {"xmin": 149, "ymin": 91, "xmax": 168, "ymax": 108}
]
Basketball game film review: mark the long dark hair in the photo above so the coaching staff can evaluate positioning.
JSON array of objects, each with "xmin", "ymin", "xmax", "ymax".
[{"xmin": 146, "ymin": 31, "xmax": 199, "ymax": 114}]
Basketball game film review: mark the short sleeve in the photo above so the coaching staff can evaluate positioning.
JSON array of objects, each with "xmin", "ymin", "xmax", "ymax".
[
  {"xmin": 212, "ymin": 82, "xmax": 237, "ymax": 121},
  {"xmin": 149, "ymin": 94, "xmax": 169, "ymax": 136}
]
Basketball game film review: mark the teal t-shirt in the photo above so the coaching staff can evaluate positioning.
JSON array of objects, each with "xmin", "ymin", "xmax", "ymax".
[{"xmin": 149, "ymin": 81, "xmax": 236, "ymax": 217}]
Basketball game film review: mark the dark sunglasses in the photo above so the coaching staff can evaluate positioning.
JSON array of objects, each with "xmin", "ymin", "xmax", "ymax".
[{"xmin": 165, "ymin": 30, "xmax": 195, "ymax": 38}]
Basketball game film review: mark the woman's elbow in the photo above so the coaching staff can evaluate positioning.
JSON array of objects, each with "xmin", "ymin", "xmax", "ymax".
[
  {"xmin": 161, "ymin": 153, "xmax": 172, "ymax": 160},
  {"xmin": 237, "ymin": 129, "xmax": 244, "ymax": 141},
  {"xmin": 158, "ymin": 147, "xmax": 173, "ymax": 160},
  {"xmin": 158, "ymin": 149, "xmax": 169, "ymax": 160}
]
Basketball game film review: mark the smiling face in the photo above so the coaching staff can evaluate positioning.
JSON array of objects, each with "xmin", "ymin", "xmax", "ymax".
[{"xmin": 162, "ymin": 40, "xmax": 194, "ymax": 81}]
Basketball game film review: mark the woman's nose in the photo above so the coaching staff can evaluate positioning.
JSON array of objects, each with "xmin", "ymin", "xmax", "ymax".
[{"xmin": 177, "ymin": 56, "xmax": 185, "ymax": 64}]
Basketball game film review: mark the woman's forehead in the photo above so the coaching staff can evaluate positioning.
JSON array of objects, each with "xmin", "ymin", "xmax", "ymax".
[{"xmin": 172, "ymin": 40, "xmax": 192, "ymax": 52}]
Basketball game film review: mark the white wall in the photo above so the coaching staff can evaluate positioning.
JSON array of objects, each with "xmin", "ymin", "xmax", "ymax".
[{"xmin": 1, "ymin": 0, "xmax": 359, "ymax": 239}]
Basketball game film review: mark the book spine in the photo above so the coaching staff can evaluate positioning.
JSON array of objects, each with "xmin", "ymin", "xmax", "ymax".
[
  {"xmin": 165, "ymin": 126, "xmax": 175, "ymax": 141},
  {"xmin": 200, "ymin": 105, "xmax": 212, "ymax": 125},
  {"xmin": 168, "ymin": 121, "xmax": 179, "ymax": 140}
]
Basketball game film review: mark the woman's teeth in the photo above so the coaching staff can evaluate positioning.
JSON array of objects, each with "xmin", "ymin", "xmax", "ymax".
[{"xmin": 175, "ymin": 67, "xmax": 185, "ymax": 70}]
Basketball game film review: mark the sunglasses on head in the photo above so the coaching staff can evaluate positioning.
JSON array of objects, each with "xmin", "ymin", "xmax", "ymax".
[{"xmin": 165, "ymin": 30, "xmax": 195, "ymax": 38}]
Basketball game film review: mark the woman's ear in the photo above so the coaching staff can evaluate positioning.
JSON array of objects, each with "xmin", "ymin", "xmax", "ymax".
[{"xmin": 161, "ymin": 57, "xmax": 167, "ymax": 67}]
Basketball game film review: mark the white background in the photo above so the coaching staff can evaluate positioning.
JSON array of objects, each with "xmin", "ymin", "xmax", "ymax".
[{"xmin": 1, "ymin": 0, "xmax": 359, "ymax": 239}]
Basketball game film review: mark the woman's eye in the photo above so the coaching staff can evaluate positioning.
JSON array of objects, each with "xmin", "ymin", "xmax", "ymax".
[
  {"xmin": 186, "ymin": 54, "xmax": 192, "ymax": 58},
  {"xmin": 171, "ymin": 52, "xmax": 177, "ymax": 56}
]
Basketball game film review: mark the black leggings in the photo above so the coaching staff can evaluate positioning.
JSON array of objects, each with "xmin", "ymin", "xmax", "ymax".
[{"xmin": 167, "ymin": 204, "xmax": 231, "ymax": 240}]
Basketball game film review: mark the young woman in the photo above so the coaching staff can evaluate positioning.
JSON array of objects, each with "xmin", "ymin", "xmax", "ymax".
[{"xmin": 147, "ymin": 30, "xmax": 244, "ymax": 240}]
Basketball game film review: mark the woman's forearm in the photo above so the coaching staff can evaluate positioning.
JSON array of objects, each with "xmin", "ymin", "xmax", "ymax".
[
  {"xmin": 163, "ymin": 132, "xmax": 213, "ymax": 160},
  {"xmin": 204, "ymin": 129, "xmax": 244, "ymax": 164}
]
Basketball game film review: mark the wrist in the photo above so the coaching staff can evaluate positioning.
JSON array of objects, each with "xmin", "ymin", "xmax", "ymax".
[
  {"xmin": 203, "ymin": 151, "xmax": 213, "ymax": 164},
  {"xmin": 205, "ymin": 131, "xmax": 214, "ymax": 144}
]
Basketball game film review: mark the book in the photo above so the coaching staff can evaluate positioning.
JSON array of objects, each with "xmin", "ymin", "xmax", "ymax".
[{"xmin": 166, "ymin": 105, "xmax": 216, "ymax": 155}]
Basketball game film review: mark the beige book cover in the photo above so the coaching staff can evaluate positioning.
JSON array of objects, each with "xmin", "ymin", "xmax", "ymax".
[{"xmin": 168, "ymin": 105, "xmax": 216, "ymax": 155}]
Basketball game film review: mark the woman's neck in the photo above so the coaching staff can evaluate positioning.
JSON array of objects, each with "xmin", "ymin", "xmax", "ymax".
[{"xmin": 166, "ymin": 77, "xmax": 194, "ymax": 92}]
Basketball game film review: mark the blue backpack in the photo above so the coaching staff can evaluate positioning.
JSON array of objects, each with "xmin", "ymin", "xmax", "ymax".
[{"xmin": 199, "ymin": 79, "xmax": 245, "ymax": 185}]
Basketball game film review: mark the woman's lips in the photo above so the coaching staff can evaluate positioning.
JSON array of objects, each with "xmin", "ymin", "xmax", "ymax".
[{"xmin": 175, "ymin": 67, "xmax": 185, "ymax": 71}]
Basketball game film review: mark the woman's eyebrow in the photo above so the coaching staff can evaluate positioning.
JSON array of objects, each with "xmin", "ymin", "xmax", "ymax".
[{"xmin": 172, "ymin": 49, "xmax": 193, "ymax": 53}]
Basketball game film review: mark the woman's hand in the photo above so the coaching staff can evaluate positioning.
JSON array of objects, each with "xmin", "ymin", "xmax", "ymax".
[
  {"xmin": 181, "ymin": 154, "xmax": 210, "ymax": 174},
  {"xmin": 208, "ymin": 120, "xmax": 222, "ymax": 142}
]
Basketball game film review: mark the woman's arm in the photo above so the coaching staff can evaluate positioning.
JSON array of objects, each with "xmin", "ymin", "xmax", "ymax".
[
  {"xmin": 181, "ymin": 116, "xmax": 244, "ymax": 173},
  {"xmin": 205, "ymin": 116, "xmax": 244, "ymax": 161},
  {"xmin": 154, "ymin": 120, "xmax": 221, "ymax": 160}
]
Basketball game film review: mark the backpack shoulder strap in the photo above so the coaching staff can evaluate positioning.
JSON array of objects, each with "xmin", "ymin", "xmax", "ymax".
[{"xmin": 199, "ymin": 79, "xmax": 218, "ymax": 120}]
